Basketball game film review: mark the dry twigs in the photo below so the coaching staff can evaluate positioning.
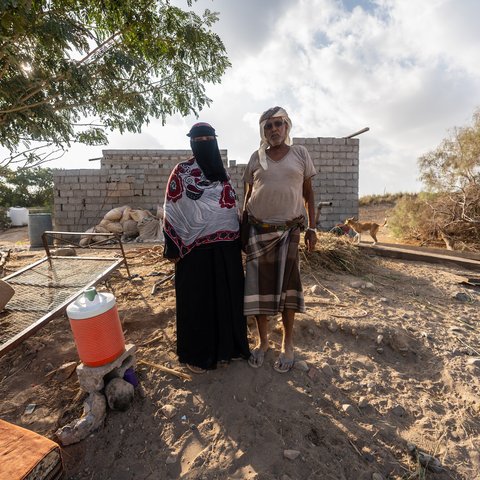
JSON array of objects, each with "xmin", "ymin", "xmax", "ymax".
[{"xmin": 300, "ymin": 233, "xmax": 370, "ymax": 275}]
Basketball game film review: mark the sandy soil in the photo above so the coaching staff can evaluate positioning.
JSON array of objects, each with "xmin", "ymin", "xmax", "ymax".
[{"xmin": 1, "ymin": 214, "xmax": 480, "ymax": 480}]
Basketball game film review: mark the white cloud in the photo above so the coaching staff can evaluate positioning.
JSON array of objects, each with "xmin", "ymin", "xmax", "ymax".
[{"xmin": 51, "ymin": 0, "xmax": 480, "ymax": 195}]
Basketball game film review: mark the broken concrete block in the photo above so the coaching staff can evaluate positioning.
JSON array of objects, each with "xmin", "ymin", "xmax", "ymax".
[{"xmin": 76, "ymin": 344, "xmax": 137, "ymax": 393}]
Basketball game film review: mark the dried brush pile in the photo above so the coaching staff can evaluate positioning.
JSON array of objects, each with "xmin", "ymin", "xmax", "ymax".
[{"xmin": 299, "ymin": 232, "xmax": 371, "ymax": 275}]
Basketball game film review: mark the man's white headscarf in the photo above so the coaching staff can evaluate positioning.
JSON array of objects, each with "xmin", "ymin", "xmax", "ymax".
[{"xmin": 258, "ymin": 106, "xmax": 292, "ymax": 170}]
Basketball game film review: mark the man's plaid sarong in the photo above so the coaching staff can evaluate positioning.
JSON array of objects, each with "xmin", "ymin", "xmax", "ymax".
[{"xmin": 244, "ymin": 226, "xmax": 305, "ymax": 315}]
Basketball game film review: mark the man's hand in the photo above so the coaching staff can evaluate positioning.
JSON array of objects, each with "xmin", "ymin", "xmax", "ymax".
[{"xmin": 305, "ymin": 229, "xmax": 317, "ymax": 252}]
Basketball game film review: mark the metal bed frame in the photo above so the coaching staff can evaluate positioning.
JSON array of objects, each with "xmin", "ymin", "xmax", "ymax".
[{"xmin": 0, "ymin": 231, "xmax": 130, "ymax": 358}]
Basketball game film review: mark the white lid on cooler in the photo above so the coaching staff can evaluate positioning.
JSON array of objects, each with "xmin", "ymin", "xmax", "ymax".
[{"xmin": 67, "ymin": 287, "xmax": 116, "ymax": 320}]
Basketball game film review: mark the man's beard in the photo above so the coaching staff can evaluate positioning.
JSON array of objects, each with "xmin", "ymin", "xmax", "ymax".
[{"xmin": 191, "ymin": 139, "xmax": 228, "ymax": 182}]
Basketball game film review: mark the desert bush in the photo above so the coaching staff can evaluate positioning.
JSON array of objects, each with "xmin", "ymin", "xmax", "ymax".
[
  {"xmin": 359, "ymin": 192, "xmax": 409, "ymax": 206},
  {"xmin": 388, "ymin": 193, "xmax": 438, "ymax": 243}
]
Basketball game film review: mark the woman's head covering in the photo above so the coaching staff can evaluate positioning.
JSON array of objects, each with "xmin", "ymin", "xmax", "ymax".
[
  {"xmin": 187, "ymin": 122, "xmax": 227, "ymax": 182},
  {"xmin": 187, "ymin": 122, "xmax": 217, "ymax": 138},
  {"xmin": 258, "ymin": 106, "xmax": 292, "ymax": 170}
]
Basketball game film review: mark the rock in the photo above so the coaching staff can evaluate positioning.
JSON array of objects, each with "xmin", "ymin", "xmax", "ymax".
[
  {"xmin": 51, "ymin": 247, "xmax": 76, "ymax": 256},
  {"xmin": 294, "ymin": 360, "xmax": 309, "ymax": 372},
  {"xmin": 130, "ymin": 277, "xmax": 143, "ymax": 284},
  {"xmin": 376, "ymin": 347, "xmax": 384, "ymax": 354},
  {"xmin": 351, "ymin": 280, "xmax": 365, "ymax": 289},
  {"xmin": 310, "ymin": 284, "xmax": 323, "ymax": 295},
  {"xmin": 467, "ymin": 358, "xmax": 480, "ymax": 367},
  {"xmin": 105, "ymin": 378, "xmax": 134, "ymax": 411},
  {"xmin": 283, "ymin": 449, "xmax": 300, "ymax": 460},
  {"xmin": 307, "ymin": 367, "xmax": 319, "ymax": 380},
  {"xmin": 376, "ymin": 335, "xmax": 383, "ymax": 345},
  {"xmin": 390, "ymin": 331, "xmax": 410, "ymax": 352},
  {"xmin": 54, "ymin": 361, "xmax": 78, "ymax": 382},
  {"xmin": 363, "ymin": 452, "xmax": 375, "ymax": 463},
  {"xmin": 342, "ymin": 404, "xmax": 356, "ymax": 416},
  {"xmin": 44, "ymin": 362, "xmax": 54, "ymax": 373},
  {"xmin": 453, "ymin": 292, "xmax": 471, "ymax": 302},
  {"xmin": 56, "ymin": 392, "xmax": 107, "ymax": 446},
  {"xmin": 380, "ymin": 297, "xmax": 389, "ymax": 303},
  {"xmin": 364, "ymin": 282, "xmax": 375, "ymax": 289},
  {"xmin": 358, "ymin": 397, "xmax": 369, "ymax": 408},
  {"xmin": 407, "ymin": 443, "xmax": 443, "ymax": 473},
  {"xmin": 327, "ymin": 321, "xmax": 338, "ymax": 333},
  {"xmin": 321, "ymin": 363, "xmax": 334, "ymax": 377},
  {"xmin": 161, "ymin": 404, "xmax": 177, "ymax": 419},
  {"xmin": 391, "ymin": 404, "xmax": 406, "ymax": 417},
  {"xmin": 372, "ymin": 474, "xmax": 384, "ymax": 480},
  {"xmin": 166, "ymin": 455, "xmax": 177, "ymax": 464}
]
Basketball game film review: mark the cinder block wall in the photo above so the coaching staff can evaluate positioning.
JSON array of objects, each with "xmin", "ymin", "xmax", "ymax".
[
  {"xmin": 294, "ymin": 137, "xmax": 359, "ymax": 229},
  {"xmin": 53, "ymin": 140, "xmax": 359, "ymax": 232}
]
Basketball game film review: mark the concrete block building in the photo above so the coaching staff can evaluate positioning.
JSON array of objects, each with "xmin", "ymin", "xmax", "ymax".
[{"xmin": 53, "ymin": 137, "xmax": 359, "ymax": 232}]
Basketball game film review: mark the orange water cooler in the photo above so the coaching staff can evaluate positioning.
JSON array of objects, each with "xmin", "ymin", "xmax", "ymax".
[{"xmin": 66, "ymin": 287, "xmax": 125, "ymax": 367}]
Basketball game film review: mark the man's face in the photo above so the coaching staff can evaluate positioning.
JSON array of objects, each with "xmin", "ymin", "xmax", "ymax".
[{"xmin": 264, "ymin": 118, "xmax": 287, "ymax": 147}]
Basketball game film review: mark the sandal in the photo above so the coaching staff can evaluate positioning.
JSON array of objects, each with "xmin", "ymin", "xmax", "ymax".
[
  {"xmin": 186, "ymin": 364, "xmax": 206, "ymax": 374},
  {"xmin": 248, "ymin": 347, "xmax": 268, "ymax": 368},
  {"xmin": 273, "ymin": 353, "xmax": 295, "ymax": 374}
]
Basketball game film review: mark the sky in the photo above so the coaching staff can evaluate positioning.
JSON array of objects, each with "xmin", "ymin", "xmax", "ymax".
[{"xmin": 49, "ymin": 0, "xmax": 480, "ymax": 195}]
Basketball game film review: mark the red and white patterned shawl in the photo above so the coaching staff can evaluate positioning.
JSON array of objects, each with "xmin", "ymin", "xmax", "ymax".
[{"xmin": 163, "ymin": 158, "xmax": 240, "ymax": 258}]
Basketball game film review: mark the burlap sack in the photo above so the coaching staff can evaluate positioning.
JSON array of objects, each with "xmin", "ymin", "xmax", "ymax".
[
  {"xmin": 104, "ymin": 206, "xmax": 127, "ymax": 222},
  {"xmin": 122, "ymin": 219, "xmax": 139, "ymax": 237},
  {"xmin": 136, "ymin": 216, "xmax": 162, "ymax": 242},
  {"xmin": 79, "ymin": 227, "xmax": 95, "ymax": 246},
  {"xmin": 101, "ymin": 220, "xmax": 123, "ymax": 234},
  {"xmin": 130, "ymin": 209, "xmax": 151, "ymax": 223},
  {"xmin": 120, "ymin": 206, "xmax": 132, "ymax": 224},
  {"xmin": 93, "ymin": 225, "xmax": 110, "ymax": 234}
]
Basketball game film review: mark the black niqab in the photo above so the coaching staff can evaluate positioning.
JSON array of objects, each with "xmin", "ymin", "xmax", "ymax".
[{"xmin": 191, "ymin": 139, "xmax": 228, "ymax": 182}]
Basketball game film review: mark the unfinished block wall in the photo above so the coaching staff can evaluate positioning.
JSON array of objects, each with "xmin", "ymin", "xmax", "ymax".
[{"xmin": 53, "ymin": 139, "xmax": 359, "ymax": 232}]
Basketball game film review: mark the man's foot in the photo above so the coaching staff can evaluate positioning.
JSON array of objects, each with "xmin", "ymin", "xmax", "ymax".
[
  {"xmin": 248, "ymin": 347, "xmax": 269, "ymax": 368},
  {"xmin": 273, "ymin": 353, "xmax": 295, "ymax": 373},
  {"xmin": 186, "ymin": 364, "xmax": 206, "ymax": 374}
]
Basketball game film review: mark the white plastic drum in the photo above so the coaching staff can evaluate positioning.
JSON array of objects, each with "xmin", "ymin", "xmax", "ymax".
[{"xmin": 8, "ymin": 207, "xmax": 29, "ymax": 226}]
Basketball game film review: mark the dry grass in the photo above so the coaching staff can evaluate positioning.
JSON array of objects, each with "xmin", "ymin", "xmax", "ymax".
[{"xmin": 299, "ymin": 232, "xmax": 370, "ymax": 275}]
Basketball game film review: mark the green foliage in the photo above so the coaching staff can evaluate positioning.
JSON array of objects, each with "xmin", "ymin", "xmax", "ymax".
[
  {"xmin": 387, "ymin": 193, "xmax": 437, "ymax": 242},
  {"xmin": 419, "ymin": 110, "xmax": 480, "ymax": 192},
  {"xmin": 389, "ymin": 109, "xmax": 480, "ymax": 251},
  {"xmin": 0, "ymin": 207, "xmax": 11, "ymax": 229},
  {"xmin": 0, "ymin": 166, "xmax": 54, "ymax": 207},
  {"xmin": 0, "ymin": 0, "xmax": 230, "ymax": 167}
]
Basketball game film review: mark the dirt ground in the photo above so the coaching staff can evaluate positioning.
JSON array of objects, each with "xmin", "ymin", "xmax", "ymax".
[{"xmin": 1, "ymin": 211, "xmax": 480, "ymax": 480}]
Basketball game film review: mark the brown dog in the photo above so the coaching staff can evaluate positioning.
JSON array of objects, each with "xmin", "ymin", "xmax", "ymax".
[{"xmin": 344, "ymin": 217, "xmax": 387, "ymax": 245}]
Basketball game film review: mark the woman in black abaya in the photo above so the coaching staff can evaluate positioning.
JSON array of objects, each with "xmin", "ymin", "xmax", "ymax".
[{"xmin": 163, "ymin": 123, "xmax": 250, "ymax": 373}]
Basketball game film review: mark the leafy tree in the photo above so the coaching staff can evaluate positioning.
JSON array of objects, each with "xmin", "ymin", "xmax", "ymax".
[
  {"xmin": 419, "ymin": 110, "xmax": 480, "ymax": 192},
  {"xmin": 0, "ymin": 166, "xmax": 54, "ymax": 207},
  {"xmin": 0, "ymin": 0, "xmax": 230, "ymax": 167},
  {"xmin": 391, "ymin": 109, "xmax": 480, "ymax": 251}
]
